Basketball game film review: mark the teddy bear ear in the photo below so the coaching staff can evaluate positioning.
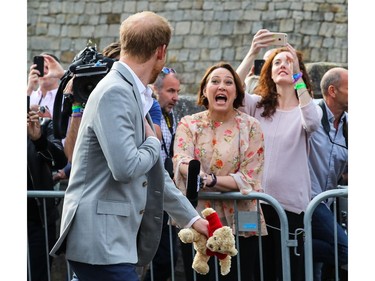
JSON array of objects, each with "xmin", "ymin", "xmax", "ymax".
[{"xmin": 222, "ymin": 226, "xmax": 233, "ymax": 235}]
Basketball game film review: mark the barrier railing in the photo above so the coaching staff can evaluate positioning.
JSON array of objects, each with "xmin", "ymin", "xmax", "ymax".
[
  {"xmin": 198, "ymin": 191, "xmax": 293, "ymax": 281},
  {"xmin": 303, "ymin": 186, "xmax": 348, "ymax": 281},
  {"xmin": 27, "ymin": 190, "xmax": 72, "ymax": 281},
  {"xmin": 28, "ymin": 188, "xmax": 348, "ymax": 281}
]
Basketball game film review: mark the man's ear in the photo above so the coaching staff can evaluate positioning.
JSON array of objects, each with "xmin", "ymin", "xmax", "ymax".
[
  {"xmin": 328, "ymin": 84, "xmax": 336, "ymax": 98},
  {"xmin": 156, "ymin": 44, "xmax": 167, "ymax": 60}
]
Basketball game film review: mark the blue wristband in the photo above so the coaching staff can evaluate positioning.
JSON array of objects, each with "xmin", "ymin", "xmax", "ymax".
[{"xmin": 293, "ymin": 72, "xmax": 303, "ymax": 83}]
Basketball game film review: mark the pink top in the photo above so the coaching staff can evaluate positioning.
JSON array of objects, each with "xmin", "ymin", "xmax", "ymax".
[{"xmin": 241, "ymin": 94, "xmax": 321, "ymax": 214}]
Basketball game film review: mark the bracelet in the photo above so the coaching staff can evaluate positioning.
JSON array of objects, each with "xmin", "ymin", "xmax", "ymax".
[
  {"xmin": 205, "ymin": 173, "xmax": 217, "ymax": 188},
  {"xmin": 293, "ymin": 72, "xmax": 303, "ymax": 83},
  {"xmin": 298, "ymin": 90, "xmax": 309, "ymax": 98},
  {"xmin": 71, "ymin": 112, "xmax": 83, "ymax": 118},
  {"xmin": 294, "ymin": 82, "xmax": 307, "ymax": 90}
]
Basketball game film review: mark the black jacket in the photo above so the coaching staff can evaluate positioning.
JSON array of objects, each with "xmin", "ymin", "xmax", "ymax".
[{"xmin": 27, "ymin": 118, "xmax": 67, "ymax": 225}]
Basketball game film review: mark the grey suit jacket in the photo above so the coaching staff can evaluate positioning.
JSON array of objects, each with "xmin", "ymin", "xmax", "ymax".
[{"xmin": 50, "ymin": 62, "xmax": 199, "ymax": 266}]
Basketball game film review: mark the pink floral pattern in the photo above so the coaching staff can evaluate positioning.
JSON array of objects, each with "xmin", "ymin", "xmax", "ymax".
[{"xmin": 173, "ymin": 110, "xmax": 267, "ymax": 236}]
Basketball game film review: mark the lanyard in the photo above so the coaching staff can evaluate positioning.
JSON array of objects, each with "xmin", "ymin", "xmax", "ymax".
[
  {"xmin": 163, "ymin": 111, "xmax": 174, "ymax": 134},
  {"xmin": 162, "ymin": 111, "xmax": 174, "ymax": 157},
  {"xmin": 38, "ymin": 94, "xmax": 43, "ymax": 105}
]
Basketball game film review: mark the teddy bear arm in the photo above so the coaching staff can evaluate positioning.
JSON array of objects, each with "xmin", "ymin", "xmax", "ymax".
[
  {"xmin": 178, "ymin": 228, "xmax": 203, "ymax": 244},
  {"xmin": 219, "ymin": 255, "xmax": 232, "ymax": 276}
]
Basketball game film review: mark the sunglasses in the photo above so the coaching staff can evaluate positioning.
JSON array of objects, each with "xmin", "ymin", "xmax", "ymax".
[{"xmin": 161, "ymin": 67, "xmax": 176, "ymax": 74}]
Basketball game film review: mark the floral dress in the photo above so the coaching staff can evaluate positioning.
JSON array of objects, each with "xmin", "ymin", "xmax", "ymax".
[{"xmin": 173, "ymin": 109, "xmax": 267, "ymax": 236}]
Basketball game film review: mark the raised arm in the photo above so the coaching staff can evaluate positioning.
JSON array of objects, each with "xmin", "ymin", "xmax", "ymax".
[{"xmin": 237, "ymin": 29, "xmax": 278, "ymax": 84}]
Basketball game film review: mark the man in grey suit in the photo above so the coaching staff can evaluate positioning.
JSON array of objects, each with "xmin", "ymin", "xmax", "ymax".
[{"xmin": 50, "ymin": 11, "xmax": 209, "ymax": 281}]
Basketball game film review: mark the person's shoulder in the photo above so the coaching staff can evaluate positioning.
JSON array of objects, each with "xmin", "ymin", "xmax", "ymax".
[
  {"xmin": 237, "ymin": 109, "xmax": 260, "ymax": 125},
  {"xmin": 246, "ymin": 92, "xmax": 262, "ymax": 102},
  {"xmin": 107, "ymin": 62, "xmax": 134, "ymax": 83},
  {"xmin": 191, "ymin": 110, "xmax": 208, "ymax": 121},
  {"xmin": 242, "ymin": 92, "xmax": 261, "ymax": 108},
  {"xmin": 179, "ymin": 111, "xmax": 204, "ymax": 125},
  {"xmin": 149, "ymin": 99, "xmax": 162, "ymax": 125},
  {"xmin": 151, "ymin": 99, "xmax": 161, "ymax": 111}
]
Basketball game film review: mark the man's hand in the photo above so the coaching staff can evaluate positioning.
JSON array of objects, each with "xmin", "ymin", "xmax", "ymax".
[
  {"xmin": 192, "ymin": 218, "xmax": 209, "ymax": 238},
  {"xmin": 63, "ymin": 77, "xmax": 74, "ymax": 94},
  {"xmin": 27, "ymin": 64, "xmax": 40, "ymax": 95},
  {"xmin": 53, "ymin": 169, "xmax": 68, "ymax": 182},
  {"xmin": 29, "ymin": 104, "xmax": 52, "ymax": 119},
  {"xmin": 27, "ymin": 110, "xmax": 42, "ymax": 141},
  {"xmin": 44, "ymin": 54, "xmax": 65, "ymax": 79}
]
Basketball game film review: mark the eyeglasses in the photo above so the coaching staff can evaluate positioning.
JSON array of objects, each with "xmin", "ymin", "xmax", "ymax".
[{"xmin": 161, "ymin": 67, "xmax": 176, "ymax": 74}]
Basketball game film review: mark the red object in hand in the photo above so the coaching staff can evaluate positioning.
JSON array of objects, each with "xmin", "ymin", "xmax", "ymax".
[{"xmin": 205, "ymin": 211, "xmax": 227, "ymax": 260}]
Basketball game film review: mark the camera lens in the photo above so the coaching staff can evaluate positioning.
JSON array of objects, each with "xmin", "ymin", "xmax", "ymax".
[{"xmin": 38, "ymin": 106, "xmax": 46, "ymax": 114}]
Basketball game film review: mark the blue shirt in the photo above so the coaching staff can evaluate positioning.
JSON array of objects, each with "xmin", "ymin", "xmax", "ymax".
[
  {"xmin": 309, "ymin": 100, "xmax": 348, "ymax": 199},
  {"xmin": 149, "ymin": 99, "xmax": 162, "ymax": 126}
]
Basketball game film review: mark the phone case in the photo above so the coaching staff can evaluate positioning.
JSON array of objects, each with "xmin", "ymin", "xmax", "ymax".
[
  {"xmin": 254, "ymin": 59, "xmax": 265, "ymax": 75},
  {"xmin": 270, "ymin": 32, "xmax": 287, "ymax": 46},
  {"xmin": 33, "ymin": 56, "xmax": 44, "ymax": 77}
]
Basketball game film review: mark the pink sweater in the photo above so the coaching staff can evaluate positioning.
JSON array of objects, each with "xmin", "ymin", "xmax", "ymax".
[{"xmin": 241, "ymin": 94, "xmax": 321, "ymax": 214}]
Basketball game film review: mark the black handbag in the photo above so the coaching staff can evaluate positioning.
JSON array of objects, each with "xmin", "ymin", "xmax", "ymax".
[{"xmin": 164, "ymin": 156, "xmax": 174, "ymax": 179}]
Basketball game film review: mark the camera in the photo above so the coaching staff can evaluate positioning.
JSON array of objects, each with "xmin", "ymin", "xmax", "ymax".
[
  {"xmin": 53, "ymin": 43, "xmax": 115, "ymax": 139},
  {"xmin": 69, "ymin": 46, "xmax": 114, "ymax": 104},
  {"xmin": 72, "ymin": 63, "xmax": 109, "ymax": 104}
]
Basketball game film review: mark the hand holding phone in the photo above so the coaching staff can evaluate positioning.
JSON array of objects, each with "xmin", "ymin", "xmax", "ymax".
[
  {"xmin": 269, "ymin": 32, "xmax": 288, "ymax": 46},
  {"xmin": 33, "ymin": 55, "xmax": 44, "ymax": 77}
]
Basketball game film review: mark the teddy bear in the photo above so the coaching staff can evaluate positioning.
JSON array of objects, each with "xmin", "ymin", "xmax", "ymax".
[{"xmin": 178, "ymin": 207, "xmax": 238, "ymax": 276}]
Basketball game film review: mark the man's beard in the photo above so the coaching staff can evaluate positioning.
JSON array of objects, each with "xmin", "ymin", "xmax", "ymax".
[{"xmin": 149, "ymin": 65, "xmax": 163, "ymax": 84}]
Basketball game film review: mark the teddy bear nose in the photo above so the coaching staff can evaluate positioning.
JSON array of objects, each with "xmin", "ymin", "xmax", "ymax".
[{"xmin": 208, "ymin": 243, "xmax": 212, "ymax": 249}]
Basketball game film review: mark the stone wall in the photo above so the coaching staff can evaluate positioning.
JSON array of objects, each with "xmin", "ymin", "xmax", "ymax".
[{"xmin": 27, "ymin": 0, "xmax": 347, "ymax": 96}]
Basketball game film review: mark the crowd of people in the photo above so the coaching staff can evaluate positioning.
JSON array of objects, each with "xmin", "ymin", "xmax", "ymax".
[{"xmin": 27, "ymin": 10, "xmax": 348, "ymax": 281}]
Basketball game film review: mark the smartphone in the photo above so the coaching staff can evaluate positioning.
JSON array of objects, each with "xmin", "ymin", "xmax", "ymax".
[
  {"xmin": 27, "ymin": 96, "xmax": 30, "ymax": 113},
  {"xmin": 270, "ymin": 32, "xmax": 288, "ymax": 46},
  {"xmin": 33, "ymin": 55, "xmax": 44, "ymax": 77},
  {"xmin": 254, "ymin": 59, "xmax": 265, "ymax": 76}
]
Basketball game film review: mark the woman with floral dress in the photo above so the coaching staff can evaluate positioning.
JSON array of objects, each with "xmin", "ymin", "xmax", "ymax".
[{"xmin": 173, "ymin": 62, "xmax": 266, "ymax": 281}]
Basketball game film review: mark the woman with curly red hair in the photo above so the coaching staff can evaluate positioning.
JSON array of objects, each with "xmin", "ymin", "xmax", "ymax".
[{"xmin": 237, "ymin": 29, "xmax": 322, "ymax": 281}]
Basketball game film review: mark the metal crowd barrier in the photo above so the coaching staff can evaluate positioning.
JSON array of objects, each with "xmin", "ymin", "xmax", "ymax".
[
  {"xmin": 28, "ymin": 188, "xmax": 347, "ymax": 281},
  {"xmin": 145, "ymin": 191, "xmax": 293, "ymax": 281},
  {"xmin": 304, "ymin": 186, "xmax": 348, "ymax": 281},
  {"xmin": 27, "ymin": 190, "xmax": 72, "ymax": 281}
]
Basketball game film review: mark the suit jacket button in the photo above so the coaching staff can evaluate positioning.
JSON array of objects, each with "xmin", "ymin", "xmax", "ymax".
[
  {"xmin": 139, "ymin": 209, "xmax": 145, "ymax": 215},
  {"xmin": 142, "ymin": 181, "xmax": 148, "ymax": 187}
]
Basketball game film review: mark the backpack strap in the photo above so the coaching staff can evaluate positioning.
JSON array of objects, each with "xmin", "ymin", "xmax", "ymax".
[
  {"xmin": 318, "ymin": 100, "xmax": 330, "ymax": 136},
  {"xmin": 318, "ymin": 99, "xmax": 348, "ymax": 148},
  {"xmin": 342, "ymin": 116, "xmax": 348, "ymax": 147}
]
